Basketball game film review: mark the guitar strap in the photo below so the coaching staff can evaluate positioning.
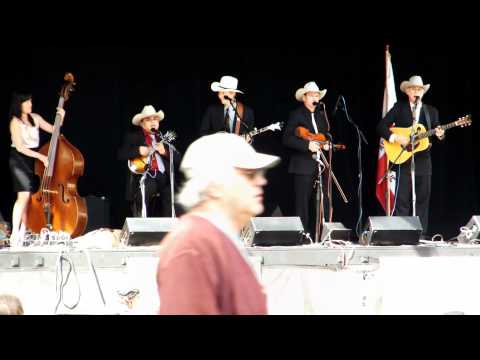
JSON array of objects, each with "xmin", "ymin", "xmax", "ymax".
[
  {"xmin": 423, "ymin": 104, "xmax": 432, "ymax": 131},
  {"xmin": 422, "ymin": 104, "xmax": 433, "ymax": 150},
  {"xmin": 234, "ymin": 101, "xmax": 245, "ymax": 135}
]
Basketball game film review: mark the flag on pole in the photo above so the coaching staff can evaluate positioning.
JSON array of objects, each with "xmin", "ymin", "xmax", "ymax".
[{"xmin": 376, "ymin": 45, "xmax": 397, "ymax": 215}]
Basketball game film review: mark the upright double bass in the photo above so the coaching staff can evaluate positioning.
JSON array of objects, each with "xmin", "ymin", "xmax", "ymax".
[{"xmin": 27, "ymin": 73, "xmax": 87, "ymax": 237}]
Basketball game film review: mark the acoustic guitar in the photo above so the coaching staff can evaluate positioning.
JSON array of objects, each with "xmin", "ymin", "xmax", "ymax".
[
  {"xmin": 383, "ymin": 115, "xmax": 471, "ymax": 165},
  {"xmin": 128, "ymin": 131, "xmax": 177, "ymax": 174}
]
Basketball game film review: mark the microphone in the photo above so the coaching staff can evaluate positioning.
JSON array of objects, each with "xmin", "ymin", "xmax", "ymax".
[
  {"xmin": 312, "ymin": 101, "xmax": 324, "ymax": 107},
  {"xmin": 332, "ymin": 95, "xmax": 343, "ymax": 117},
  {"xmin": 224, "ymin": 95, "xmax": 234, "ymax": 103}
]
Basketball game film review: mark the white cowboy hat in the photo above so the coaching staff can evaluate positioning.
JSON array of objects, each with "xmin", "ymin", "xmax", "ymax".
[
  {"xmin": 295, "ymin": 81, "xmax": 327, "ymax": 102},
  {"xmin": 181, "ymin": 132, "xmax": 280, "ymax": 174},
  {"xmin": 131, "ymin": 105, "xmax": 165, "ymax": 126},
  {"xmin": 210, "ymin": 76, "xmax": 244, "ymax": 94},
  {"xmin": 400, "ymin": 75, "xmax": 431, "ymax": 94}
]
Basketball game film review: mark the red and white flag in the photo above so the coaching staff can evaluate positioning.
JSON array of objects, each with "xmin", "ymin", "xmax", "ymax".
[{"xmin": 376, "ymin": 46, "xmax": 397, "ymax": 215}]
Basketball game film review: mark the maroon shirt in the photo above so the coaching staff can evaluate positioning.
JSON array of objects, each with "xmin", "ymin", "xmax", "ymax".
[{"xmin": 156, "ymin": 214, "xmax": 267, "ymax": 315}]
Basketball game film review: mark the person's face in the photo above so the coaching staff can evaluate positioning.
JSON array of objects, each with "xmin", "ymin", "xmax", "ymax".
[
  {"xmin": 220, "ymin": 168, "xmax": 268, "ymax": 219},
  {"xmin": 21, "ymin": 99, "xmax": 32, "ymax": 115},
  {"xmin": 218, "ymin": 91, "xmax": 237, "ymax": 106},
  {"xmin": 303, "ymin": 92, "xmax": 321, "ymax": 108},
  {"xmin": 140, "ymin": 116, "xmax": 160, "ymax": 132},
  {"xmin": 405, "ymin": 86, "xmax": 425, "ymax": 103}
]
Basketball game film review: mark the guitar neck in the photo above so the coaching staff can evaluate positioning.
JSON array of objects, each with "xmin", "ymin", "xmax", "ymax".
[
  {"xmin": 249, "ymin": 126, "xmax": 270, "ymax": 137},
  {"xmin": 417, "ymin": 121, "xmax": 459, "ymax": 140}
]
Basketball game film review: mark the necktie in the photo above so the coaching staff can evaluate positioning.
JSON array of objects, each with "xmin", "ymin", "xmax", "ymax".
[
  {"xmin": 226, "ymin": 107, "xmax": 234, "ymax": 132},
  {"xmin": 150, "ymin": 135, "xmax": 165, "ymax": 173},
  {"xmin": 311, "ymin": 113, "xmax": 319, "ymax": 134},
  {"xmin": 411, "ymin": 102, "xmax": 421, "ymax": 124}
]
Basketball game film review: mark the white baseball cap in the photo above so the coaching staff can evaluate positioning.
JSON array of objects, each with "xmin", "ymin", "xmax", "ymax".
[{"xmin": 180, "ymin": 133, "xmax": 280, "ymax": 175}]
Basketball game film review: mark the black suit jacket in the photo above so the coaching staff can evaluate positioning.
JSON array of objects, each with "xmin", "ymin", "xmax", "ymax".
[
  {"xmin": 283, "ymin": 105, "xmax": 330, "ymax": 175},
  {"xmin": 377, "ymin": 100, "xmax": 440, "ymax": 175},
  {"xmin": 118, "ymin": 128, "xmax": 182, "ymax": 201},
  {"xmin": 199, "ymin": 103, "xmax": 255, "ymax": 137}
]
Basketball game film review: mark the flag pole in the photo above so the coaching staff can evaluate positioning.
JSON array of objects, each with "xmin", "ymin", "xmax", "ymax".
[{"xmin": 385, "ymin": 44, "xmax": 391, "ymax": 216}]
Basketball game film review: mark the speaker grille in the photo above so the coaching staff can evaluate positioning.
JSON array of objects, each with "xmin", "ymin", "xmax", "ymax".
[
  {"xmin": 242, "ymin": 217, "xmax": 304, "ymax": 247},
  {"xmin": 362, "ymin": 216, "xmax": 422, "ymax": 246},
  {"xmin": 121, "ymin": 217, "xmax": 178, "ymax": 246}
]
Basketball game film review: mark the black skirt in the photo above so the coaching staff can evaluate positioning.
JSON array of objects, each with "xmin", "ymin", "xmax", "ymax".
[{"xmin": 9, "ymin": 148, "xmax": 40, "ymax": 193}]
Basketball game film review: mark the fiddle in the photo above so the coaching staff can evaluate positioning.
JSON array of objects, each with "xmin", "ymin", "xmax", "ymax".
[{"xmin": 295, "ymin": 127, "xmax": 346, "ymax": 151}]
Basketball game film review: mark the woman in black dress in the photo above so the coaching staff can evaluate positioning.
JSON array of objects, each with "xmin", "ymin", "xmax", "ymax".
[{"xmin": 8, "ymin": 93, "xmax": 64, "ymax": 246}]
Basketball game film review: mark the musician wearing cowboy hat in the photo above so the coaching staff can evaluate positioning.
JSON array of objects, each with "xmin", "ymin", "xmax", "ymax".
[
  {"xmin": 118, "ymin": 105, "xmax": 181, "ymax": 218},
  {"xmin": 377, "ymin": 75, "xmax": 444, "ymax": 235},
  {"xmin": 283, "ymin": 81, "xmax": 331, "ymax": 240},
  {"xmin": 199, "ymin": 75, "xmax": 255, "ymax": 141}
]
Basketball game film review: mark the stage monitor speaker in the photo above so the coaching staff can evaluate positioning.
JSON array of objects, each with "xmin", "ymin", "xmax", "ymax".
[
  {"xmin": 120, "ymin": 217, "xmax": 179, "ymax": 246},
  {"xmin": 457, "ymin": 216, "xmax": 480, "ymax": 244},
  {"xmin": 241, "ymin": 217, "xmax": 304, "ymax": 247},
  {"xmin": 320, "ymin": 222, "xmax": 351, "ymax": 242},
  {"xmin": 361, "ymin": 216, "xmax": 422, "ymax": 246}
]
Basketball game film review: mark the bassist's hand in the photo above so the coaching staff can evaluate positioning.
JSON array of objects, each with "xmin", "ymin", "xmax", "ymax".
[
  {"xmin": 38, "ymin": 154, "xmax": 49, "ymax": 168},
  {"xmin": 56, "ymin": 108, "xmax": 65, "ymax": 125},
  {"xmin": 244, "ymin": 134, "xmax": 252, "ymax": 144}
]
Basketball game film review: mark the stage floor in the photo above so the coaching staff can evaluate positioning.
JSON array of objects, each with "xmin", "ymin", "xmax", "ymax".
[{"xmin": 1, "ymin": 242, "xmax": 480, "ymax": 314}]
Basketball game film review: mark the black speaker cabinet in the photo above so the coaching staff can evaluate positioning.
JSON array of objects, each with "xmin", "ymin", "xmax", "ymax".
[
  {"xmin": 361, "ymin": 216, "xmax": 422, "ymax": 246},
  {"xmin": 241, "ymin": 217, "xmax": 304, "ymax": 247},
  {"xmin": 320, "ymin": 222, "xmax": 351, "ymax": 242},
  {"xmin": 120, "ymin": 217, "xmax": 179, "ymax": 246}
]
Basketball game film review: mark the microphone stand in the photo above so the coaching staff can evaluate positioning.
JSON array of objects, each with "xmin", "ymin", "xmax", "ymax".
[
  {"xmin": 310, "ymin": 103, "xmax": 349, "ymax": 243},
  {"xmin": 410, "ymin": 97, "xmax": 419, "ymax": 218},
  {"xmin": 139, "ymin": 152, "xmax": 154, "ymax": 218},
  {"xmin": 314, "ymin": 154, "xmax": 326, "ymax": 243},
  {"xmin": 338, "ymin": 96, "xmax": 368, "ymax": 238},
  {"xmin": 156, "ymin": 131, "xmax": 180, "ymax": 219}
]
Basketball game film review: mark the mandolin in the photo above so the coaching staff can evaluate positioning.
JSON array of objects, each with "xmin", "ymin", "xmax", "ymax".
[
  {"xmin": 295, "ymin": 127, "xmax": 346, "ymax": 151},
  {"xmin": 128, "ymin": 130, "xmax": 177, "ymax": 174}
]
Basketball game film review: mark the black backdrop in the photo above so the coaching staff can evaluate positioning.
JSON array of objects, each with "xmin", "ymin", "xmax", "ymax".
[{"xmin": 0, "ymin": 47, "xmax": 476, "ymax": 239}]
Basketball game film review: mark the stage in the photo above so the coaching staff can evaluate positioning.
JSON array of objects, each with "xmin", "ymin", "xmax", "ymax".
[{"xmin": 2, "ymin": 240, "xmax": 480, "ymax": 314}]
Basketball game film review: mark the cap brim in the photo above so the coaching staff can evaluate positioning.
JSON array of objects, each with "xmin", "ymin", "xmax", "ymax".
[{"xmin": 233, "ymin": 152, "xmax": 281, "ymax": 170}]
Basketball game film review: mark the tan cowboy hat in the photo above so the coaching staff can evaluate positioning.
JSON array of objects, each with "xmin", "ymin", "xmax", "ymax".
[
  {"xmin": 295, "ymin": 81, "xmax": 327, "ymax": 102},
  {"xmin": 132, "ymin": 105, "xmax": 165, "ymax": 126},
  {"xmin": 210, "ymin": 76, "xmax": 244, "ymax": 94},
  {"xmin": 400, "ymin": 75, "xmax": 431, "ymax": 94}
]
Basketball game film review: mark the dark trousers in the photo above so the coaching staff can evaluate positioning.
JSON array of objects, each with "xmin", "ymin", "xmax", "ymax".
[
  {"xmin": 294, "ymin": 174, "xmax": 329, "ymax": 238},
  {"xmin": 131, "ymin": 173, "xmax": 172, "ymax": 218},
  {"xmin": 394, "ymin": 166, "xmax": 431, "ymax": 234}
]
